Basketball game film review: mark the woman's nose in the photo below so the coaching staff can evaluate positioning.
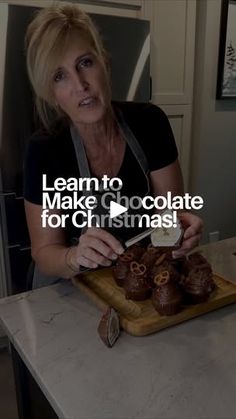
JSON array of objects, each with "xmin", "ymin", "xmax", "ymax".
[{"xmin": 72, "ymin": 72, "xmax": 89, "ymax": 93}]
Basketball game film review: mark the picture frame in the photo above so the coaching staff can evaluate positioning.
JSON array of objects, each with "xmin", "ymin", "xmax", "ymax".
[{"xmin": 216, "ymin": 0, "xmax": 236, "ymax": 99}]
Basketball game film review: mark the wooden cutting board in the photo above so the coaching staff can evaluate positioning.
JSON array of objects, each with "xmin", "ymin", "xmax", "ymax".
[{"xmin": 72, "ymin": 268, "xmax": 236, "ymax": 336}]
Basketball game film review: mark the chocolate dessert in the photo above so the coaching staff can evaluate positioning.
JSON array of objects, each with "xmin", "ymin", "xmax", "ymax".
[
  {"xmin": 140, "ymin": 245, "xmax": 162, "ymax": 269},
  {"xmin": 114, "ymin": 244, "xmax": 216, "ymax": 311},
  {"xmin": 182, "ymin": 268, "xmax": 215, "ymax": 303},
  {"xmin": 182, "ymin": 252, "xmax": 212, "ymax": 276},
  {"xmin": 124, "ymin": 261, "xmax": 151, "ymax": 301},
  {"xmin": 112, "ymin": 252, "xmax": 133, "ymax": 287},
  {"xmin": 126, "ymin": 243, "xmax": 145, "ymax": 260},
  {"xmin": 152, "ymin": 271, "xmax": 183, "ymax": 315},
  {"xmin": 150, "ymin": 259, "xmax": 180, "ymax": 286},
  {"xmin": 113, "ymin": 245, "xmax": 145, "ymax": 287}
]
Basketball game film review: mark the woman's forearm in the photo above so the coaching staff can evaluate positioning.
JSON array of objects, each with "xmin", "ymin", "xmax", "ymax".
[{"xmin": 32, "ymin": 244, "xmax": 80, "ymax": 279}]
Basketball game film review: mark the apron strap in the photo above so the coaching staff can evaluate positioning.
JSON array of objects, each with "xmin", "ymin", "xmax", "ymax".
[{"xmin": 70, "ymin": 125, "xmax": 92, "ymax": 196}]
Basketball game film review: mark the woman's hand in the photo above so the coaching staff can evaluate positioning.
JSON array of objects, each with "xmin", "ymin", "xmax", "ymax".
[
  {"xmin": 172, "ymin": 212, "xmax": 203, "ymax": 259},
  {"xmin": 67, "ymin": 227, "xmax": 124, "ymax": 271}
]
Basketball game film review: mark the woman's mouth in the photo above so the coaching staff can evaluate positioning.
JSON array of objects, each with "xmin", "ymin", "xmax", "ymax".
[{"xmin": 79, "ymin": 96, "xmax": 97, "ymax": 107}]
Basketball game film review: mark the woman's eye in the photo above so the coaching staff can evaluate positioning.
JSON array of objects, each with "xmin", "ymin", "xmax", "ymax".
[
  {"xmin": 79, "ymin": 58, "xmax": 93, "ymax": 69},
  {"xmin": 54, "ymin": 71, "xmax": 64, "ymax": 82}
]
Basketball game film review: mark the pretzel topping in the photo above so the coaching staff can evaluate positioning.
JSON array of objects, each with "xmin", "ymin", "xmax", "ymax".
[
  {"xmin": 119, "ymin": 253, "xmax": 133, "ymax": 263},
  {"xmin": 154, "ymin": 270, "xmax": 170, "ymax": 286},
  {"xmin": 130, "ymin": 261, "xmax": 147, "ymax": 276},
  {"xmin": 154, "ymin": 253, "xmax": 166, "ymax": 266}
]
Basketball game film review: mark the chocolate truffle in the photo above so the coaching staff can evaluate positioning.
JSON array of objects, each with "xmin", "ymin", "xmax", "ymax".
[
  {"xmin": 182, "ymin": 269, "xmax": 213, "ymax": 303},
  {"xmin": 126, "ymin": 243, "xmax": 145, "ymax": 260},
  {"xmin": 140, "ymin": 245, "xmax": 162, "ymax": 269},
  {"xmin": 150, "ymin": 260, "xmax": 180, "ymax": 286},
  {"xmin": 124, "ymin": 261, "xmax": 151, "ymax": 301},
  {"xmin": 112, "ymin": 252, "xmax": 133, "ymax": 287},
  {"xmin": 152, "ymin": 271, "xmax": 183, "ymax": 316},
  {"xmin": 183, "ymin": 252, "xmax": 212, "ymax": 276}
]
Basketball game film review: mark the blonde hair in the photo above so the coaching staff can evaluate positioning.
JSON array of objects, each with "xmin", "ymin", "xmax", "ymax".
[{"xmin": 25, "ymin": 2, "xmax": 110, "ymax": 130}]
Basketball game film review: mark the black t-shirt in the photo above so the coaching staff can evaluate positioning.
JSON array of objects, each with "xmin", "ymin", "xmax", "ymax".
[{"xmin": 24, "ymin": 101, "xmax": 178, "ymax": 243}]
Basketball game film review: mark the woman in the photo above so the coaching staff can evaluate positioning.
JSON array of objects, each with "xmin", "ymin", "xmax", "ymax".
[{"xmin": 24, "ymin": 2, "xmax": 202, "ymax": 287}]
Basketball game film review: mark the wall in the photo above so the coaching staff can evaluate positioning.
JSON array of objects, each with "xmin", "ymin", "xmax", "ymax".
[{"xmin": 191, "ymin": 0, "xmax": 236, "ymax": 243}]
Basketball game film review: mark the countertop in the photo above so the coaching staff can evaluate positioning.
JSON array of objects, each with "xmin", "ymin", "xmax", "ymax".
[{"xmin": 0, "ymin": 238, "xmax": 236, "ymax": 419}]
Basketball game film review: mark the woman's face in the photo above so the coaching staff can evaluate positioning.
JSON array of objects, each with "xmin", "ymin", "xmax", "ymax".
[{"xmin": 52, "ymin": 37, "xmax": 111, "ymax": 126}]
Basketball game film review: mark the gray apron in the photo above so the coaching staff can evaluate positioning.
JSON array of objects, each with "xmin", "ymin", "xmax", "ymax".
[{"xmin": 32, "ymin": 109, "xmax": 151, "ymax": 289}]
